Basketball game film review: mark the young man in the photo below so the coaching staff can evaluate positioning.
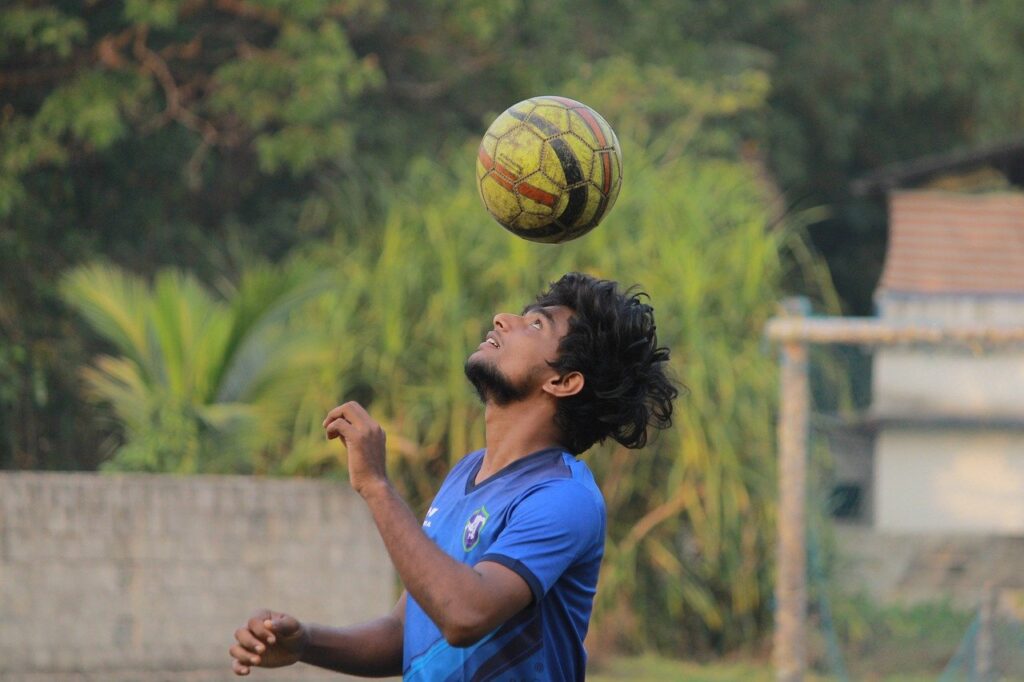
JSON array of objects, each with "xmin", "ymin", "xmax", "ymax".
[{"xmin": 229, "ymin": 272, "xmax": 677, "ymax": 680}]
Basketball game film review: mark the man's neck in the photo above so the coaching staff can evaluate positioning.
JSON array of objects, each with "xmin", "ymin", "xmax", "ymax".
[{"xmin": 477, "ymin": 400, "xmax": 563, "ymax": 483}]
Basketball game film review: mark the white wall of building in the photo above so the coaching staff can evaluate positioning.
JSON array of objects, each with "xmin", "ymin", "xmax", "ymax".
[
  {"xmin": 870, "ymin": 293, "xmax": 1024, "ymax": 535},
  {"xmin": 872, "ymin": 350, "xmax": 1024, "ymax": 418},
  {"xmin": 875, "ymin": 429, "xmax": 1024, "ymax": 533}
]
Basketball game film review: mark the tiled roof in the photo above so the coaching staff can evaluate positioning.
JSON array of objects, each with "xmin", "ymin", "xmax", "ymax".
[{"xmin": 877, "ymin": 191, "xmax": 1024, "ymax": 295}]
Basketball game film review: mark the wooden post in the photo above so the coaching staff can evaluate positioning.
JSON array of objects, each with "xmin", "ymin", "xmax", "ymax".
[{"xmin": 773, "ymin": 298, "xmax": 810, "ymax": 682}]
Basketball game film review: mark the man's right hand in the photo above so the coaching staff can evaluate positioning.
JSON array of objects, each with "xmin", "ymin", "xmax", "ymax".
[{"xmin": 230, "ymin": 609, "xmax": 309, "ymax": 676}]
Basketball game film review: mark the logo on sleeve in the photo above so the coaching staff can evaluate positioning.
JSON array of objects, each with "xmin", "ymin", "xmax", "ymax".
[{"xmin": 462, "ymin": 506, "xmax": 489, "ymax": 552}]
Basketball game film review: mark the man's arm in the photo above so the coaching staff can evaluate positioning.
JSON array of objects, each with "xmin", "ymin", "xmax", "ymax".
[
  {"xmin": 300, "ymin": 591, "xmax": 407, "ymax": 676},
  {"xmin": 324, "ymin": 402, "xmax": 533, "ymax": 648},
  {"xmin": 229, "ymin": 593, "xmax": 406, "ymax": 677}
]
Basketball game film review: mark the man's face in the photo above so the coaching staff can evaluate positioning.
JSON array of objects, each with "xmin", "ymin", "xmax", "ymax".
[{"xmin": 464, "ymin": 305, "xmax": 574, "ymax": 406}]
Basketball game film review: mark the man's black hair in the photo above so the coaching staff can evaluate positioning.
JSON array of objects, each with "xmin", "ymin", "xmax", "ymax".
[{"xmin": 532, "ymin": 272, "xmax": 678, "ymax": 455}]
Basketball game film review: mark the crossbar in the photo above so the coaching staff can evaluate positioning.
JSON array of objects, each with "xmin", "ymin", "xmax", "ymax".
[{"xmin": 766, "ymin": 317, "xmax": 1024, "ymax": 346}]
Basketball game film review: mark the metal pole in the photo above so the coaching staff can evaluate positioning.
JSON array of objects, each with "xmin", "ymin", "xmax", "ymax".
[
  {"xmin": 773, "ymin": 300, "xmax": 810, "ymax": 682},
  {"xmin": 975, "ymin": 582, "xmax": 996, "ymax": 682}
]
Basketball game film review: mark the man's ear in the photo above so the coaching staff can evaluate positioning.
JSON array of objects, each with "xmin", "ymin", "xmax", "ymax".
[{"xmin": 542, "ymin": 371, "xmax": 584, "ymax": 398}]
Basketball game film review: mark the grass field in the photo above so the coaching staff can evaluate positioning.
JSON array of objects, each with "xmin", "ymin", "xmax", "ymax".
[
  {"xmin": 589, "ymin": 656, "xmax": 778, "ymax": 682},
  {"xmin": 588, "ymin": 655, "xmax": 938, "ymax": 682}
]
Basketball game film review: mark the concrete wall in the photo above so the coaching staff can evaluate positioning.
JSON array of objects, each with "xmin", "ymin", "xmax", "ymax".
[
  {"xmin": 874, "ymin": 294, "xmax": 1024, "ymax": 419},
  {"xmin": 874, "ymin": 430, "xmax": 1024, "ymax": 533},
  {"xmin": 873, "ymin": 349, "xmax": 1024, "ymax": 418},
  {"xmin": 0, "ymin": 473, "xmax": 395, "ymax": 681}
]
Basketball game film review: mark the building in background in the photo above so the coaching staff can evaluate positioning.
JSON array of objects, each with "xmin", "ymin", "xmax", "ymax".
[{"xmin": 831, "ymin": 140, "xmax": 1024, "ymax": 605}]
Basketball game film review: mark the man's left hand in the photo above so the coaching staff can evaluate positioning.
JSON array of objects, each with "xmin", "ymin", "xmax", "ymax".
[{"xmin": 323, "ymin": 401, "xmax": 388, "ymax": 495}]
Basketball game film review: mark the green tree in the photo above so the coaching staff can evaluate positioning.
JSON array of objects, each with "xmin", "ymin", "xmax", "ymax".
[
  {"xmin": 6, "ymin": 1, "xmax": 1024, "ymax": 468},
  {"xmin": 0, "ymin": 0, "xmax": 577, "ymax": 469},
  {"xmin": 750, "ymin": 0, "xmax": 1024, "ymax": 312},
  {"xmin": 59, "ymin": 261, "xmax": 338, "ymax": 472}
]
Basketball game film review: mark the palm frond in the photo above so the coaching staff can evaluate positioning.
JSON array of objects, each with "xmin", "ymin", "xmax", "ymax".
[{"xmin": 60, "ymin": 263, "xmax": 153, "ymax": 371}]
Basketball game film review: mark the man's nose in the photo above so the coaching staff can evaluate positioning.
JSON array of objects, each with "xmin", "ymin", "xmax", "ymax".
[{"xmin": 493, "ymin": 312, "xmax": 519, "ymax": 330}]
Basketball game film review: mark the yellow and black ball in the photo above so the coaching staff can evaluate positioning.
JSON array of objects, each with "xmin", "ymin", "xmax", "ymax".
[{"xmin": 476, "ymin": 96, "xmax": 622, "ymax": 243}]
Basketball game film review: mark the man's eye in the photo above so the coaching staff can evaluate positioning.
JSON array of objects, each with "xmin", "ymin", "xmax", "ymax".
[{"xmin": 531, "ymin": 319, "xmax": 542, "ymax": 328}]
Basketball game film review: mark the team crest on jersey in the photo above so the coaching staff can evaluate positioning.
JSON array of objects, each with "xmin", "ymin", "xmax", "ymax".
[{"xmin": 462, "ymin": 507, "xmax": 489, "ymax": 552}]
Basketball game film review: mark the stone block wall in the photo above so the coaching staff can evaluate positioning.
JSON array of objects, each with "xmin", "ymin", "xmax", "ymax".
[{"xmin": 0, "ymin": 473, "xmax": 395, "ymax": 681}]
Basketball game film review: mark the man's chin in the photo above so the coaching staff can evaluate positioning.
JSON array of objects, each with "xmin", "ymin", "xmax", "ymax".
[
  {"xmin": 464, "ymin": 352, "xmax": 490, "ymax": 372},
  {"xmin": 463, "ymin": 357, "xmax": 530, "ymax": 406}
]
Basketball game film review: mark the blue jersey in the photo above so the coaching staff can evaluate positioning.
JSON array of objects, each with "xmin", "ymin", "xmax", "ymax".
[{"xmin": 403, "ymin": 447, "xmax": 606, "ymax": 682}]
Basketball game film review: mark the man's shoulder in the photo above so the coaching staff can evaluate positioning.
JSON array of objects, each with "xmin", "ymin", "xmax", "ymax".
[
  {"xmin": 545, "ymin": 454, "xmax": 604, "ymax": 502},
  {"xmin": 515, "ymin": 463, "xmax": 606, "ymax": 522}
]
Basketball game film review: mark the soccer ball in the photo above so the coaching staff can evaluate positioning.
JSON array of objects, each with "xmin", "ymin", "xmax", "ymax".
[{"xmin": 476, "ymin": 96, "xmax": 622, "ymax": 243}]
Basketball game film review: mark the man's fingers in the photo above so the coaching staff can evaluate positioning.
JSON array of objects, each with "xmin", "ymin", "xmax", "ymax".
[
  {"xmin": 322, "ymin": 402, "xmax": 358, "ymax": 427},
  {"xmin": 341, "ymin": 401, "xmax": 372, "ymax": 422},
  {"xmin": 322, "ymin": 401, "xmax": 375, "ymax": 429},
  {"xmin": 232, "ymin": 658, "xmax": 250, "ymax": 676},
  {"xmin": 247, "ymin": 616, "xmax": 276, "ymax": 644},
  {"xmin": 322, "ymin": 405, "xmax": 344, "ymax": 428},
  {"xmin": 326, "ymin": 417, "xmax": 350, "ymax": 440},
  {"xmin": 229, "ymin": 643, "xmax": 260, "ymax": 667},
  {"xmin": 234, "ymin": 627, "xmax": 266, "ymax": 653}
]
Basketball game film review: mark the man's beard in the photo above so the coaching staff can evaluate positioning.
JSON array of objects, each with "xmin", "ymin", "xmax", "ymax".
[{"xmin": 464, "ymin": 357, "xmax": 533, "ymax": 406}]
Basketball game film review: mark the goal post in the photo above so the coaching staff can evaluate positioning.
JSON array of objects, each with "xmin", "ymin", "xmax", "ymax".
[{"xmin": 765, "ymin": 298, "xmax": 1024, "ymax": 681}]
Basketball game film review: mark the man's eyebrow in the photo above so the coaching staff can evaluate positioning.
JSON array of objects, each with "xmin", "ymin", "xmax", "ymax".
[{"xmin": 522, "ymin": 305, "xmax": 557, "ymax": 325}]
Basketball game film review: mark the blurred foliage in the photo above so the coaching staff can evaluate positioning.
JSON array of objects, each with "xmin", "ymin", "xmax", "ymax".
[
  {"xmin": 825, "ymin": 595, "xmax": 975, "ymax": 678},
  {"xmin": 59, "ymin": 260, "xmax": 339, "ymax": 472},
  {"xmin": 5, "ymin": 0, "xmax": 1024, "ymax": 470},
  {"xmin": 588, "ymin": 655, "xmax": 833, "ymax": 682},
  {"xmin": 757, "ymin": 0, "xmax": 1024, "ymax": 313},
  {"xmin": 3, "ymin": 0, "xmax": 1023, "ymax": 657}
]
